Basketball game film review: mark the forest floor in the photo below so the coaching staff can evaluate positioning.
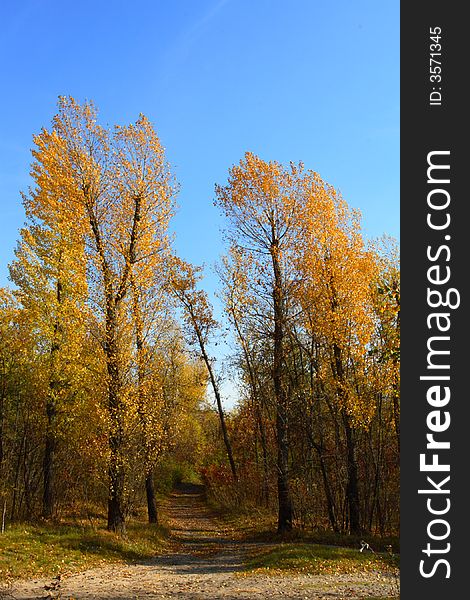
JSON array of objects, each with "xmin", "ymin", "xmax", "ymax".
[{"xmin": 4, "ymin": 484, "xmax": 398, "ymax": 600}]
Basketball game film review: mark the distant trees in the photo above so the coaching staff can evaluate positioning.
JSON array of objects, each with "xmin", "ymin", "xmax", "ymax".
[{"xmin": 171, "ymin": 259, "xmax": 238, "ymax": 481}]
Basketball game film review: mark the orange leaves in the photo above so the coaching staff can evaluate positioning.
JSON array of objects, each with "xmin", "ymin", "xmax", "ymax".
[
  {"xmin": 292, "ymin": 182, "xmax": 383, "ymax": 425},
  {"xmin": 295, "ymin": 180, "xmax": 379, "ymax": 355},
  {"xmin": 7, "ymin": 97, "xmax": 188, "ymax": 522},
  {"xmin": 215, "ymin": 152, "xmax": 394, "ymax": 430}
]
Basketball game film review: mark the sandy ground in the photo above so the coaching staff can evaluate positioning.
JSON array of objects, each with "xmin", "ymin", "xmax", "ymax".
[{"xmin": 5, "ymin": 485, "xmax": 398, "ymax": 599}]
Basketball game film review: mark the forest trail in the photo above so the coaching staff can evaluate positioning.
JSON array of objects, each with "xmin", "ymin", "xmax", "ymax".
[{"xmin": 8, "ymin": 484, "xmax": 396, "ymax": 600}]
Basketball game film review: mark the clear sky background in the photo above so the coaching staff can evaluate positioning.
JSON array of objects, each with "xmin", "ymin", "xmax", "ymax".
[{"xmin": 0, "ymin": 0, "xmax": 399, "ymax": 402}]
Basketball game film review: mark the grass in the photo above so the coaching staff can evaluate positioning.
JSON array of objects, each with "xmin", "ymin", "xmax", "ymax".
[
  {"xmin": 210, "ymin": 500, "xmax": 399, "ymax": 553},
  {"xmin": 1, "ymin": 487, "xmax": 400, "ymax": 589},
  {"xmin": 243, "ymin": 542, "xmax": 399, "ymax": 576},
  {"xmin": 209, "ymin": 501, "xmax": 400, "ymax": 586},
  {"xmin": 0, "ymin": 520, "xmax": 169, "ymax": 580}
]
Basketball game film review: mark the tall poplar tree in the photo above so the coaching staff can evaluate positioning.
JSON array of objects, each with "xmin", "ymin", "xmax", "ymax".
[
  {"xmin": 9, "ymin": 135, "xmax": 88, "ymax": 518},
  {"xmin": 294, "ymin": 181, "xmax": 379, "ymax": 533},
  {"xmin": 21, "ymin": 97, "xmax": 176, "ymax": 532},
  {"xmin": 215, "ymin": 152, "xmax": 306, "ymax": 533}
]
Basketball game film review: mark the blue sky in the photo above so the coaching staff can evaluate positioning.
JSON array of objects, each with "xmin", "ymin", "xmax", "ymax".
[{"xmin": 0, "ymin": 1, "xmax": 398, "ymax": 400}]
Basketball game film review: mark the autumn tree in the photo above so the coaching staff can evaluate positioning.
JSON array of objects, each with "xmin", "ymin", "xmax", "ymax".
[
  {"xmin": 0, "ymin": 287, "xmax": 67, "ymax": 521},
  {"xmin": 215, "ymin": 152, "xmax": 310, "ymax": 533},
  {"xmin": 214, "ymin": 154, "xmax": 392, "ymax": 535},
  {"xmin": 217, "ymin": 249, "xmax": 271, "ymax": 505},
  {"xmin": 8, "ymin": 139, "xmax": 89, "ymax": 518},
  {"xmin": 293, "ymin": 180, "xmax": 379, "ymax": 534},
  {"xmin": 27, "ymin": 97, "xmax": 177, "ymax": 532},
  {"xmin": 372, "ymin": 237, "xmax": 400, "ymax": 452},
  {"xmin": 171, "ymin": 259, "xmax": 237, "ymax": 480}
]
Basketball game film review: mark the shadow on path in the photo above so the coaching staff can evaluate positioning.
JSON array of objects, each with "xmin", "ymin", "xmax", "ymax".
[
  {"xmin": 152, "ymin": 482, "xmax": 256, "ymax": 576},
  {"xmin": 9, "ymin": 483, "xmax": 398, "ymax": 599}
]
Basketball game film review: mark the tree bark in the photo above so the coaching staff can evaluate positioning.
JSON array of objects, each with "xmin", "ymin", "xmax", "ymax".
[
  {"xmin": 257, "ymin": 411, "xmax": 270, "ymax": 507},
  {"xmin": 308, "ymin": 430, "xmax": 339, "ymax": 533},
  {"xmin": 271, "ymin": 238, "xmax": 293, "ymax": 534},
  {"xmin": 332, "ymin": 343, "xmax": 361, "ymax": 535},
  {"xmin": 131, "ymin": 277, "xmax": 160, "ymax": 526},
  {"xmin": 198, "ymin": 336, "xmax": 238, "ymax": 480},
  {"xmin": 42, "ymin": 278, "xmax": 62, "ymax": 519},
  {"xmin": 107, "ymin": 421, "xmax": 125, "ymax": 533},
  {"xmin": 42, "ymin": 400, "xmax": 57, "ymax": 519},
  {"xmin": 107, "ymin": 475, "xmax": 125, "ymax": 533},
  {"xmin": 105, "ymin": 311, "xmax": 126, "ymax": 534},
  {"xmin": 319, "ymin": 453, "xmax": 339, "ymax": 532},
  {"xmin": 145, "ymin": 471, "xmax": 158, "ymax": 524},
  {"xmin": 276, "ymin": 405, "xmax": 293, "ymax": 533},
  {"xmin": 343, "ymin": 413, "xmax": 361, "ymax": 535}
]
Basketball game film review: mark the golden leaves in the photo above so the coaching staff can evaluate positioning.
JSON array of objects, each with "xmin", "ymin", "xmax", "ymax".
[{"xmin": 214, "ymin": 152, "xmax": 396, "ymax": 427}]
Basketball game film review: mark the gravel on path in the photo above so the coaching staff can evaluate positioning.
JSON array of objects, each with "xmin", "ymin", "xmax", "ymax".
[{"xmin": 7, "ymin": 484, "xmax": 397, "ymax": 600}]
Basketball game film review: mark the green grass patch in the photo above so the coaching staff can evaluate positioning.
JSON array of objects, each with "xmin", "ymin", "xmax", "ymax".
[
  {"xmin": 244, "ymin": 542, "xmax": 400, "ymax": 576},
  {"xmin": 0, "ymin": 520, "xmax": 169, "ymax": 580}
]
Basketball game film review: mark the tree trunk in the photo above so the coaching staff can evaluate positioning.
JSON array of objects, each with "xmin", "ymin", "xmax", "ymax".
[
  {"xmin": 319, "ymin": 454, "xmax": 339, "ymax": 532},
  {"xmin": 105, "ymin": 313, "xmax": 126, "ymax": 534},
  {"xmin": 107, "ymin": 484, "xmax": 125, "ymax": 533},
  {"xmin": 145, "ymin": 471, "xmax": 158, "ymax": 524},
  {"xmin": 43, "ymin": 278, "xmax": 62, "ymax": 520},
  {"xmin": 42, "ymin": 399, "xmax": 56, "ymax": 519},
  {"xmin": 310, "ymin": 439, "xmax": 339, "ymax": 533},
  {"xmin": 276, "ymin": 405, "xmax": 293, "ymax": 533},
  {"xmin": 257, "ymin": 410, "xmax": 270, "ymax": 507},
  {"xmin": 271, "ymin": 239, "xmax": 293, "ymax": 534},
  {"xmin": 131, "ymin": 279, "xmax": 158, "ymax": 526},
  {"xmin": 196, "ymin": 327, "xmax": 237, "ymax": 480},
  {"xmin": 107, "ymin": 427, "xmax": 125, "ymax": 534},
  {"xmin": 85, "ymin": 190, "xmax": 130, "ymax": 535},
  {"xmin": 331, "ymin": 342, "xmax": 361, "ymax": 535},
  {"xmin": 211, "ymin": 364, "xmax": 238, "ymax": 480},
  {"xmin": 343, "ymin": 413, "xmax": 361, "ymax": 535}
]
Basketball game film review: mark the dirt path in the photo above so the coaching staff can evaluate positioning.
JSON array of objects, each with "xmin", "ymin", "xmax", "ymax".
[{"xmin": 8, "ymin": 484, "xmax": 397, "ymax": 599}]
